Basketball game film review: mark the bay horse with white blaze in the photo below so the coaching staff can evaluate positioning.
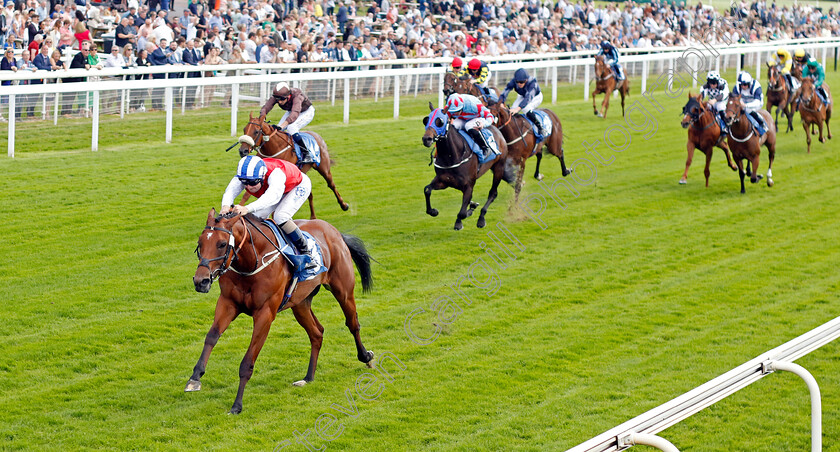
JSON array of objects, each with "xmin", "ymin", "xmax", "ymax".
[
  {"xmin": 488, "ymin": 101, "xmax": 571, "ymax": 203},
  {"xmin": 797, "ymin": 77, "xmax": 832, "ymax": 154},
  {"xmin": 680, "ymin": 94, "xmax": 737, "ymax": 186},
  {"xmin": 724, "ymin": 94, "xmax": 777, "ymax": 193},
  {"xmin": 239, "ymin": 113, "xmax": 350, "ymax": 218},
  {"xmin": 189, "ymin": 210, "xmax": 375, "ymax": 414},
  {"xmin": 592, "ymin": 55, "xmax": 629, "ymax": 118},
  {"xmin": 422, "ymin": 102, "xmax": 513, "ymax": 230},
  {"xmin": 766, "ymin": 63, "xmax": 794, "ymax": 133}
]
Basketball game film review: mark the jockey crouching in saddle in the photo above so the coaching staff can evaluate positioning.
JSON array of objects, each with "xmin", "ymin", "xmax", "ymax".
[
  {"xmin": 451, "ymin": 57, "xmax": 467, "ymax": 77},
  {"xmin": 499, "ymin": 68, "xmax": 546, "ymax": 137},
  {"xmin": 802, "ymin": 59, "xmax": 830, "ymax": 105},
  {"xmin": 700, "ymin": 71, "xmax": 730, "ymax": 133},
  {"xmin": 793, "ymin": 49, "xmax": 811, "ymax": 72},
  {"xmin": 774, "ymin": 47, "xmax": 797, "ymax": 93},
  {"xmin": 444, "ymin": 93, "xmax": 498, "ymax": 159},
  {"xmin": 260, "ymin": 82, "xmax": 315, "ymax": 162},
  {"xmin": 732, "ymin": 71, "xmax": 768, "ymax": 136},
  {"xmin": 466, "ymin": 58, "xmax": 498, "ymax": 104},
  {"xmin": 222, "ymin": 156, "xmax": 323, "ymax": 273},
  {"xmin": 597, "ymin": 40, "xmax": 625, "ymax": 81}
]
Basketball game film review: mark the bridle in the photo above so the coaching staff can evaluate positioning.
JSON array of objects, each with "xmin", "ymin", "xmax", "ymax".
[
  {"xmin": 495, "ymin": 105, "xmax": 532, "ymax": 146},
  {"xmin": 767, "ymin": 66, "xmax": 785, "ymax": 92},
  {"xmin": 682, "ymin": 100, "xmax": 715, "ymax": 131},
  {"xmin": 594, "ymin": 58, "xmax": 614, "ymax": 82},
  {"xmin": 798, "ymin": 81, "xmax": 823, "ymax": 113},
  {"xmin": 427, "ymin": 114, "xmax": 472, "ymax": 170},
  {"xmin": 240, "ymin": 119, "xmax": 289, "ymax": 157},
  {"xmin": 724, "ymin": 99, "xmax": 754, "ymax": 143},
  {"xmin": 195, "ymin": 216, "xmax": 248, "ymax": 283}
]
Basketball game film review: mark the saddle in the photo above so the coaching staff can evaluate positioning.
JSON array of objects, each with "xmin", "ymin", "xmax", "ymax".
[
  {"xmin": 520, "ymin": 110, "xmax": 553, "ymax": 143},
  {"xmin": 262, "ymin": 219, "xmax": 327, "ymax": 281},
  {"xmin": 457, "ymin": 128, "xmax": 500, "ymax": 165}
]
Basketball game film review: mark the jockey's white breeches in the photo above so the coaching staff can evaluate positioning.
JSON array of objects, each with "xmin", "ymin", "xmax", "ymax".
[
  {"xmin": 280, "ymin": 106, "xmax": 315, "ymax": 135},
  {"xmin": 453, "ymin": 117, "xmax": 494, "ymax": 130},
  {"xmin": 513, "ymin": 92, "xmax": 543, "ymax": 114},
  {"xmin": 271, "ymin": 174, "xmax": 312, "ymax": 224}
]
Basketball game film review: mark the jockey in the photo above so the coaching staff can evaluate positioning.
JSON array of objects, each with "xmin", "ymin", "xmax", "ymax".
[
  {"xmin": 499, "ymin": 68, "xmax": 545, "ymax": 136},
  {"xmin": 700, "ymin": 71, "xmax": 729, "ymax": 131},
  {"xmin": 774, "ymin": 47, "xmax": 794, "ymax": 92},
  {"xmin": 466, "ymin": 58, "xmax": 497, "ymax": 103},
  {"xmin": 451, "ymin": 57, "xmax": 467, "ymax": 77},
  {"xmin": 597, "ymin": 40, "xmax": 624, "ymax": 81},
  {"xmin": 732, "ymin": 71, "xmax": 767, "ymax": 135},
  {"xmin": 444, "ymin": 93, "xmax": 497, "ymax": 158},
  {"xmin": 260, "ymin": 82, "xmax": 315, "ymax": 161},
  {"xmin": 793, "ymin": 49, "xmax": 811, "ymax": 68},
  {"xmin": 222, "ymin": 156, "xmax": 322, "ymax": 272},
  {"xmin": 804, "ymin": 59, "xmax": 829, "ymax": 104}
]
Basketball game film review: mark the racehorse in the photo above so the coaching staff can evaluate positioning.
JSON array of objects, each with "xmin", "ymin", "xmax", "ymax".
[
  {"xmin": 488, "ymin": 101, "xmax": 571, "ymax": 202},
  {"xmin": 453, "ymin": 76, "xmax": 501, "ymax": 106},
  {"xmin": 724, "ymin": 94, "xmax": 777, "ymax": 193},
  {"xmin": 791, "ymin": 62, "xmax": 803, "ymax": 82},
  {"xmin": 680, "ymin": 94, "xmax": 737, "ymax": 186},
  {"xmin": 766, "ymin": 63, "xmax": 794, "ymax": 133},
  {"xmin": 443, "ymin": 72, "xmax": 459, "ymax": 99},
  {"xmin": 796, "ymin": 77, "xmax": 833, "ymax": 153},
  {"xmin": 189, "ymin": 209, "xmax": 376, "ymax": 414},
  {"xmin": 422, "ymin": 102, "xmax": 513, "ymax": 230},
  {"xmin": 592, "ymin": 55, "xmax": 629, "ymax": 118},
  {"xmin": 238, "ymin": 113, "xmax": 350, "ymax": 218}
]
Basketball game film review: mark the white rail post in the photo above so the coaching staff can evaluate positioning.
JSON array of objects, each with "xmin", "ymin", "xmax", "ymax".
[
  {"xmin": 53, "ymin": 89, "xmax": 59, "ymax": 125},
  {"xmin": 822, "ymin": 46, "xmax": 827, "ymax": 68},
  {"xmin": 618, "ymin": 433, "xmax": 680, "ymax": 452},
  {"xmin": 374, "ymin": 73, "xmax": 380, "ymax": 102},
  {"xmin": 121, "ymin": 76, "xmax": 127, "ymax": 119},
  {"xmin": 641, "ymin": 60, "xmax": 647, "ymax": 94},
  {"xmin": 552, "ymin": 65, "xmax": 558, "ymax": 104},
  {"xmin": 7, "ymin": 94, "xmax": 14, "ymax": 158},
  {"xmin": 343, "ymin": 76, "xmax": 350, "ymax": 124},
  {"xmin": 181, "ymin": 81, "xmax": 187, "ymax": 114},
  {"xmin": 165, "ymin": 87, "xmax": 173, "ymax": 143},
  {"xmin": 583, "ymin": 63, "xmax": 590, "ymax": 100},
  {"xmin": 231, "ymin": 83, "xmax": 239, "ymax": 137},
  {"xmin": 394, "ymin": 74, "xmax": 400, "ymax": 119},
  {"xmin": 692, "ymin": 56, "xmax": 698, "ymax": 89},
  {"xmin": 438, "ymin": 72, "xmax": 444, "ymax": 107},
  {"xmin": 755, "ymin": 51, "xmax": 761, "ymax": 82},
  {"xmin": 41, "ymin": 92, "xmax": 46, "ymax": 120},
  {"xmin": 331, "ymin": 68, "xmax": 337, "ymax": 106},
  {"xmin": 92, "ymin": 90, "xmax": 100, "ymax": 151},
  {"xmin": 765, "ymin": 361, "xmax": 822, "ymax": 452},
  {"xmin": 736, "ymin": 53, "xmax": 742, "ymax": 77}
]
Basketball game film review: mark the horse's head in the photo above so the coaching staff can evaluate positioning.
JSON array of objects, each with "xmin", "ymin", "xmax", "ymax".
[
  {"xmin": 422, "ymin": 102, "xmax": 449, "ymax": 147},
  {"xmin": 489, "ymin": 101, "xmax": 510, "ymax": 129},
  {"xmin": 681, "ymin": 94, "xmax": 704, "ymax": 129},
  {"xmin": 443, "ymin": 72, "xmax": 458, "ymax": 98},
  {"xmin": 799, "ymin": 77, "xmax": 815, "ymax": 105},
  {"xmin": 724, "ymin": 93, "xmax": 743, "ymax": 126},
  {"xmin": 767, "ymin": 63, "xmax": 783, "ymax": 88},
  {"xmin": 194, "ymin": 208, "xmax": 243, "ymax": 293},
  {"xmin": 239, "ymin": 113, "xmax": 269, "ymax": 157},
  {"xmin": 594, "ymin": 55, "xmax": 607, "ymax": 76}
]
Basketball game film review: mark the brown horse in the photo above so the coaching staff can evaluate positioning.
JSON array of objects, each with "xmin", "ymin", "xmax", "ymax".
[
  {"xmin": 797, "ymin": 77, "xmax": 833, "ymax": 153},
  {"xmin": 422, "ymin": 103, "xmax": 513, "ymax": 230},
  {"xmin": 592, "ymin": 55, "xmax": 629, "ymax": 118},
  {"xmin": 189, "ymin": 210, "xmax": 375, "ymax": 414},
  {"xmin": 239, "ymin": 113, "xmax": 350, "ymax": 218},
  {"xmin": 443, "ymin": 72, "xmax": 459, "ymax": 98},
  {"xmin": 488, "ymin": 102, "xmax": 571, "ymax": 202},
  {"xmin": 724, "ymin": 94, "xmax": 777, "ymax": 193},
  {"xmin": 766, "ymin": 63, "xmax": 794, "ymax": 133},
  {"xmin": 453, "ymin": 76, "xmax": 501, "ymax": 106},
  {"xmin": 680, "ymin": 94, "xmax": 737, "ymax": 186}
]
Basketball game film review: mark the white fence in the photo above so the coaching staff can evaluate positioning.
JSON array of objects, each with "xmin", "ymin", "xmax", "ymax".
[
  {"xmin": 568, "ymin": 316, "xmax": 840, "ymax": 452},
  {"xmin": 2, "ymin": 37, "xmax": 839, "ymax": 157}
]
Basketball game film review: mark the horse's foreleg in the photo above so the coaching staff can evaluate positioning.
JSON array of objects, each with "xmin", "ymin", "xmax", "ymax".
[
  {"xmin": 749, "ymin": 155, "xmax": 762, "ymax": 184},
  {"xmin": 424, "ymin": 177, "xmax": 446, "ymax": 217},
  {"xmin": 736, "ymin": 159, "xmax": 747, "ymax": 194},
  {"xmin": 680, "ymin": 140, "xmax": 696, "ymax": 184},
  {"xmin": 620, "ymin": 90, "xmax": 626, "ymax": 117},
  {"xmin": 186, "ymin": 299, "xmax": 238, "ymax": 393},
  {"xmin": 455, "ymin": 184, "xmax": 475, "ymax": 231},
  {"xmin": 477, "ymin": 172, "xmax": 503, "ymax": 229},
  {"xmin": 229, "ymin": 307, "xmax": 275, "ymax": 414},
  {"xmin": 592, "ymin": 91, "xmax": 599, "ymax": 116},
  {"xmin": 826, "ymin": 111, "xmax": 832, "ymax": 139},
  {"xmin": 533, "ymin": 152, "xmax": 544, "ymax": 181},
  {"xmin": 513, "ymin": 163, "xmax": 526, "ymax": 205},
  {"xmin": 703, "ymin": 148, "xmax": 713, "ymax": 188},
  {"xmin": 601, "ymin": 93, "xmax": 610, "ymax": 119},
  {"xmin": 717, "ymin": 138, "xmax": 737, "ymax": 171},
  {"xmin": 803, "ymin": 120, "xmax": 812, "ymax": 153},
  {"xmin": 818, "ymin": 120, "xmax": 826, "ymax": 143}
]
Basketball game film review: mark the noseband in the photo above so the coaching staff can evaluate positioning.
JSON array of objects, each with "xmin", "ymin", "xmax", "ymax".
[{"xmin": 195, "ymin": 217, "xmax": 248, "ymax": 283}]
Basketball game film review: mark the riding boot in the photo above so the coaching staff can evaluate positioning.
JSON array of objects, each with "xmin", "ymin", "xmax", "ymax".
[
  {"xmin": 749, "ymin": 111, "xmax": 766, "ymax": 135},
  {"xmin": 292, "ymin": 133, "xmax": 310, "ymax": 161},
  {"xmin": 526, "ymin": 110, "xmax": 545, "ymax": 136},
  {"xmin": 717, "ymin": 110, "xmax": 729, "ymax": 134},
  {"xmin": 285, "ymin": 223, "xmax": 322, "ymax": 272},
  {"xmin": 468, "ymin": 128, "xmax": 493, "ymax": 159}
]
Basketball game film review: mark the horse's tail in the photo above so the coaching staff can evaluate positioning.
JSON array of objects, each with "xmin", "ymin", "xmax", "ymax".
[
  {"xmin": 502, "ymin": 159, "xmax": 517, "ymax": 185},
  {"xmin": 342, "ymin": 234, "xmax": 374, "ymax": 293}
]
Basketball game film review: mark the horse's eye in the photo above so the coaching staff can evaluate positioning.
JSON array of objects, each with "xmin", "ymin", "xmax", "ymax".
[
  {"xmin": 217, "ymin": 241, "xmax": 227, "ymax": 249},
  {"xmin": 435, "ymin": 118, "xmax": 443, "ymax": 127}
]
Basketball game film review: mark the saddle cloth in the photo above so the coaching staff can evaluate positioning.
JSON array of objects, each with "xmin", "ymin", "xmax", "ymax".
[
  {"xmin": 457, "ymin": 128, "xmax": 500, "ymax": 165},
  {"xmin": 291, "ymin": 132, "xmax": 322, "ymax": 167},
  {"xmin": 521, "ymin": 110, "xmax": 553, "ymax": 143},
  {"xmin": 262, "ymin": 220, "xmax": 327, "ymax": 281}
]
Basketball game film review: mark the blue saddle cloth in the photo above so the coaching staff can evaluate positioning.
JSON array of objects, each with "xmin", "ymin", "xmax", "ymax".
[
  {"xmin": 263, "ymin": 220, "xmax": 327, "ymax": 281},
  {"xmin": 521, "ymin": 110, "xmax": 553, "ymax": 143},
  {"xmin": 480, "ymin": 86, "xmax": 499, "ymax": 104},
  {"xmin": 457, "ymin": 128, "xmax": 500, "ymax": 165},
  {"xmin": 745, "ymin": 112, "xmax": 767, "ymax": 136},
  {"xmin": 715, "ymin": 113, "xmax": 728, "ymax": 133},
  {"xmin": 292, "ymin": 132, "xmax": 322, "ymax": 167}
]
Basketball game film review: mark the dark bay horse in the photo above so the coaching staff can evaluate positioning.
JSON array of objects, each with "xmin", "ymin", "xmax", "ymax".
[
  {"xmin": 766, "ymin": 63, "xmax": 794, "ymax": 133},
  {"xmin": 239, "ymin": 113, "xmax": 350, "ymax": 218},
  {"xmin": 422, "ymin": 103, "xmax": 513, "ymax": 230},
  {"xmin": 797, "ymin": 77, "xmax": 833, "ymax": 153},
  {"xmin": 680, "ymin": 94, "xmax": 737, "ymax": 186},
  {"xmin": 488, "ymin": 102, "xmax": 571, "ymax": 202},
  {"xmin": 592, "ymin": 55, "xmax": 629, "ymax": 118},
  {"xmin": 454, "ymin": 77, "xmax": 501, "ymax": 106},
  {"xmin": 724, "ymin": 94, "xmax": 777, "ymax": 193},
  {"xmin": 189, "ymin": 209, "xmax": 375, "ymax": 414},
  {"xmin": 443, "ymin": 72, "xmax": 459, "ymax": 98}
]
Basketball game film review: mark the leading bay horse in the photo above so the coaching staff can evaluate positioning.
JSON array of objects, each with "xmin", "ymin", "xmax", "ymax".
[
  {"xmin": 766, "ymin": 63, "xmax": 795, "ymax": 133},
  {"xmin": 797, "ymin": 77, "xmax": 833, "ymax": 153},
  {"xmin": 189, "ymin": 210, "xmax": 375, "ymax": 414},
  {"xmin": 680, "ymin": 94, "xmax": 737, "ymax": 186},
  {"xmin": 488, "ymin": 101, "xmax": 571, "ymax": 203},
  {"xmin": 239, "ymin": 113, "xmax": 350, "ymax": 218},
  {"xmin": 592, "ymin": 55, "xmax": 629, "ymax": 118},
  {"xmin": 724, "ymin": 94, "xmax": 777, "ymax": 193},
  {"xmin": 422, "ymin": 103, "xmax": 513, "ymax": 230}
]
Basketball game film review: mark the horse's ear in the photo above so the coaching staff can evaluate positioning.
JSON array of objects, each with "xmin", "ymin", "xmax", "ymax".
[
  {"xmin": 428, "ymin": 101, "xmax": 434, "ymax": 111},
  {"xmin": 208, "ymin": 208, "xmax": 217, "ymax": 222},
  {"xmin": 423, "ymin": 116, "xmax": 430, "ymax": 126},
  {"xmin": 249, "ymin": 112, "xmax": 253, "ymax": 120},
  {"xmin": 766, "ymin": 62, "xmax": 772, "ymax": 68}
]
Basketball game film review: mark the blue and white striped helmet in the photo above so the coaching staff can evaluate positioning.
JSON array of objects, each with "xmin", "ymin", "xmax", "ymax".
[
  {"xmin": 737, "ymin": 71, "xmax": 753, "ymax": 85},
  {"xmin": 237, "ymin": 155, "xmax": 266, "ymax": 180}
]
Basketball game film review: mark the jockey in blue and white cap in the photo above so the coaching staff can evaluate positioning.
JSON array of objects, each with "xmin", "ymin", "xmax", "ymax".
[
  {"xmin": 597, "ymin": 40, "xmax": 624, "ymax": 80},
  {"xmin": 499, "ymin": 68, "xmax": 545, "ymax": 135},
  {"xmin": 732, "ymin": 71, "xmax": 767, "ymax": 135},
  {"xmin": 221, "ymin": 155, "xmax": 322, "ymax": 271}
]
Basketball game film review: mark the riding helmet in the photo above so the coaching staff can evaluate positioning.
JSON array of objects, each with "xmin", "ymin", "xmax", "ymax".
[
  {"xmin": 514, "ymin": 68, "xmax": 529, "ymax": 82},
  {"xmin": 445, "ymin": 94, "xmax": 466, "ymax": 113},
  {"xmin": 794, "ymin": 49, "xmax": 806, "ymax": 58},
  {"xmin": 237, "ymin": 156, "xmax": 267, "ymax": 181},
  {"xmin": 776, "ymin": 48, "xmax": 786, "ymax": 56},
  {"xmin": 600, "ymin": 40, "xmax": 611, "ymax": 49},
  {"xmin": 468, "ymin": 59, "xmax": 481, "ymax": 71},
  {"xmin": 737, "ymin": 71, "xmax": 753, "ymax": 85},
  {"xmin": 273, "ymin": 82, "xmax": 290, "ymax": 98},
  {"xmin": 807, "ymin": 59, "xmax": 819, "ymax": 69},
  {"xmin": 451, "ymin": 57, "xmax": 462, "ymax": 69},
  {"xmin": 706, "ymin": 71, "xmax": 721, "ymax": 82}
]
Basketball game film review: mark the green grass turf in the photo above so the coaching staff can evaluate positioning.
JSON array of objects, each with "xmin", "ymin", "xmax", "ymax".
[{"xmin": 1, "ymin": 67, "xmax": 839, "ymax": 451}]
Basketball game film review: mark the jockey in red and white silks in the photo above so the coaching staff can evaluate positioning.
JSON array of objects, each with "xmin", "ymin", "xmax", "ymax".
[{"xmin": 444, "ymin": 93, "xmax": 496, "ymax": 155}]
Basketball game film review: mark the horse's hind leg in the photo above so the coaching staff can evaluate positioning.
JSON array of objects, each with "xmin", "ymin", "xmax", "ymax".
[
  {"xmin": 533, "ymin": 152, "xmax": 544, "ymax": 181},
  {"xmin": 318, "ymin": 166, "xmax": 350, "ymax": 211},
  {"xmin": 455, "ymin": 184, "xmax": 475, "ymax": 230},
  {"xmin": 230, "ymin": 306, "xmax": 276, "ymax": 414},
  {"xmin": 766, "ymin": 141, "xmax": 776, "ymax": 187},
  {"xmin": 329, "ymin": 279, "xmax": 374, "ymax": 367},
  {"xmin": 306, "ymin": 193, "xmax": 316, "ymax": 219},
  {"xmin": 186, "ymin": 299, "xmax": 238, "ymax": 393},
  {"xmin": 291, "ymin": 300, "xmax": 324, "ymax": 386},
  {"xmin": 826, "ymin": 109, "xmax": 832, "ymax": 139},
  {"xmin": 477, "ymin": 171, "xmax": 503, "ymax": 229},
  {"xmin": 703, "ymin": 148, "xmax": 713, "ymax": 188}
]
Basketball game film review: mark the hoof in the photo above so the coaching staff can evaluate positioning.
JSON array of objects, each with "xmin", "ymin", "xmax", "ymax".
[
  {"xmin": 536, "ymin": 173, "xmax": 545, "ymax": 181},
  {"xmin": 469, "ymin": 201, "xmax": 479, "ymax": 209},
  {"xmin": 740, "ymin": 189, "xmax": 746, "ymax": 194},
  {"xmin": 364, "ymin": 351, "xmax": 375, "ymax": 368},
  {"xmin": 341, "ymin": 203, "xmax": 350, "ymax": 211},
  {"xmin": 229, "ymin": 405, "xmax": 242, "ymax": 415},
  {"xmin": 767, "ymin": 178, "xmax": 774, "ymax": 187},
  {"xmin": 292, "ymin": 380, "xmax": 308, "ymax": 387},
  {"xmin": 184, "ymin": 379, "xmax": 202, "ymax": 392},
  {"xmin": 563, "ymin": 169, "xmax": 572, "ymax": 177},
  {"xmin": 454, "ymin": 222, "xmax": 463, "ymax": 231},
  {"xmin": 678, "ymin": 179, "xmax": 687, "ymax": 185},
  {"xmin": 593, "ymin": 111, "xmax": 599, "ymax": 116},
  {"xmin": 427, "ymin": 209, "xmax": 439, "ymax": 217},
  {"xmin": 466, "ymin": 208, "xmax": 475, "ymax": 218},
  {"xmin": 477, "ymin": 217, "xmax": 486, "ymax": 228}
]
